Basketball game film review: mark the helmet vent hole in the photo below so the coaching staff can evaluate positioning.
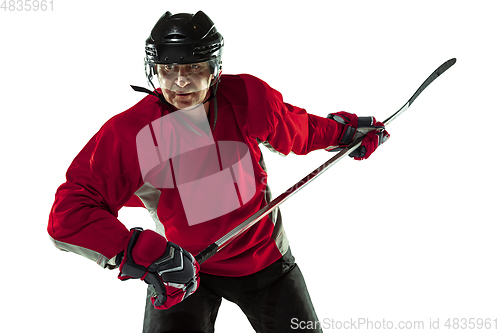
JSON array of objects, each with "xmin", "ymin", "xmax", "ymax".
[{"xmin": 164, "ymin": 34, "xmax": 187, "ymax": 41}]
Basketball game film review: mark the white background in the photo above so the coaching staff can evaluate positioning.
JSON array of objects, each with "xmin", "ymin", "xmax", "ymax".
[{"xmin": 1, "ymin": 0, "xmax": 499, "ymax": 332}]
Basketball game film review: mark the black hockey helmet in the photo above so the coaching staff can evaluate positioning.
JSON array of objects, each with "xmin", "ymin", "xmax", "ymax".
[{"xmin": 144, "ymin": 11, "xmax": 224, "ymax": 87}]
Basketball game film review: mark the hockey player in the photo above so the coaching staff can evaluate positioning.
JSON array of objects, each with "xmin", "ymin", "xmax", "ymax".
[{"xmin": 48, "ymin": 11, "xmax": 389, "ymax": 332}]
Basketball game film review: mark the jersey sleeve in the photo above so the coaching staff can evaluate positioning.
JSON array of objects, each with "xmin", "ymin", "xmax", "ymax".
[
  {"xmin": 48, "ymin": 117, "xmax": 144, "ymax": 268},
  {"xmin": 240, "ymin": 74, "xmax": 345, "ymax": 155}
]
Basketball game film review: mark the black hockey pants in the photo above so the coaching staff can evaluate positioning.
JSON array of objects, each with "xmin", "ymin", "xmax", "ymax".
[{"xmin": 143, "ymin": 248, "xmax": 322, "ymax": 332}]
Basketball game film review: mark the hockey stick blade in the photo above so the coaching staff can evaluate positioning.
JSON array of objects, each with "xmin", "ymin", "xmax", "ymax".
[
  {"xmin": 194, "ymin": 58, "xmax": 456, "ymax": 265},
  {"xmin": 384, "ymin": 58, "xmax": 456, "ymax": 126}
]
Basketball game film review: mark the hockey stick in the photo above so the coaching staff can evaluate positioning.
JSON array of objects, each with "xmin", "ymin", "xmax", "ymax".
[{"xmin": 194, "ymin": 58, "xmax": 457, "ymax": 265}]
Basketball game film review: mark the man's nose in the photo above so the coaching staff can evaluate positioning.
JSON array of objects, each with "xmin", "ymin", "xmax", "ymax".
[
  {"xmin": 175, "ymin": 66, "xmax": 190, "ymax": 88},
  {"xmin": 175, "ymin": 75, "xmax": 190, "ymax": 88}
]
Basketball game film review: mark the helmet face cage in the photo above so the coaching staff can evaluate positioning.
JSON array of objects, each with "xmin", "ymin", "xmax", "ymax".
[{"xmin": 145, "ymin": 57, "xmax": 222, "ymax": 90}]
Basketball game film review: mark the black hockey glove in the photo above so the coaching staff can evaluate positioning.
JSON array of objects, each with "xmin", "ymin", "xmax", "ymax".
[
  {"xmin": 327, "ymin": 111, "xmax": 390, "ymax": 160},
  {"xmin": 118, "ymin": 228, "xmax": 200, "ymax": 310}
]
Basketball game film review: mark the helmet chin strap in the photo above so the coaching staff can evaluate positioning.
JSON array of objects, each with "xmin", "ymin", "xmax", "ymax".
[{"xmin": 130, "ymin": 84, "xmax": 168, "ymax": 104}]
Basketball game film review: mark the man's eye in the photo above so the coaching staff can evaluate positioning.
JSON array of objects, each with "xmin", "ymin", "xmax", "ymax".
[
  {"xmin": 160, "ymin": 65, "xmax": 175, "ymax": 71},
  {"xmin": 190, "ymin": 64, "xmax": 200, "ymax": 69}
]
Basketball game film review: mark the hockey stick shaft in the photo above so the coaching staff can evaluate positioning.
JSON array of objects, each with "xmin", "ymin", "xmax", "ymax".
[{"xmin": 195, "ymin": 58, "xmax": 456, "ymax": 265}]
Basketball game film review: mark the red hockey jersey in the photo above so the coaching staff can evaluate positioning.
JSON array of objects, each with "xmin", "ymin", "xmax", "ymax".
[{"xmin": 48, "ymin": 74, "xmax": 344, "ymax": 276}]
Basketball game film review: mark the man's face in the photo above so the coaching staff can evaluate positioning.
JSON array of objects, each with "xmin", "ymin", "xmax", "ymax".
[{"xmin": 156, "ymin": 62, "xmax": 214, "ymax": 110}]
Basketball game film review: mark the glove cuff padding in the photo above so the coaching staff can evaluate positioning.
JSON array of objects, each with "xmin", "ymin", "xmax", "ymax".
[
  {"xmin": 118, "ymin": 228, "xmax": 148, "ymax": 280},
  {"xmin": 327, "ymin": 111, "xmax": 359, "ymax": 146},
  {"xmin": 131, "ymin": 229, "xmax": 168, "ymax": 268}
]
